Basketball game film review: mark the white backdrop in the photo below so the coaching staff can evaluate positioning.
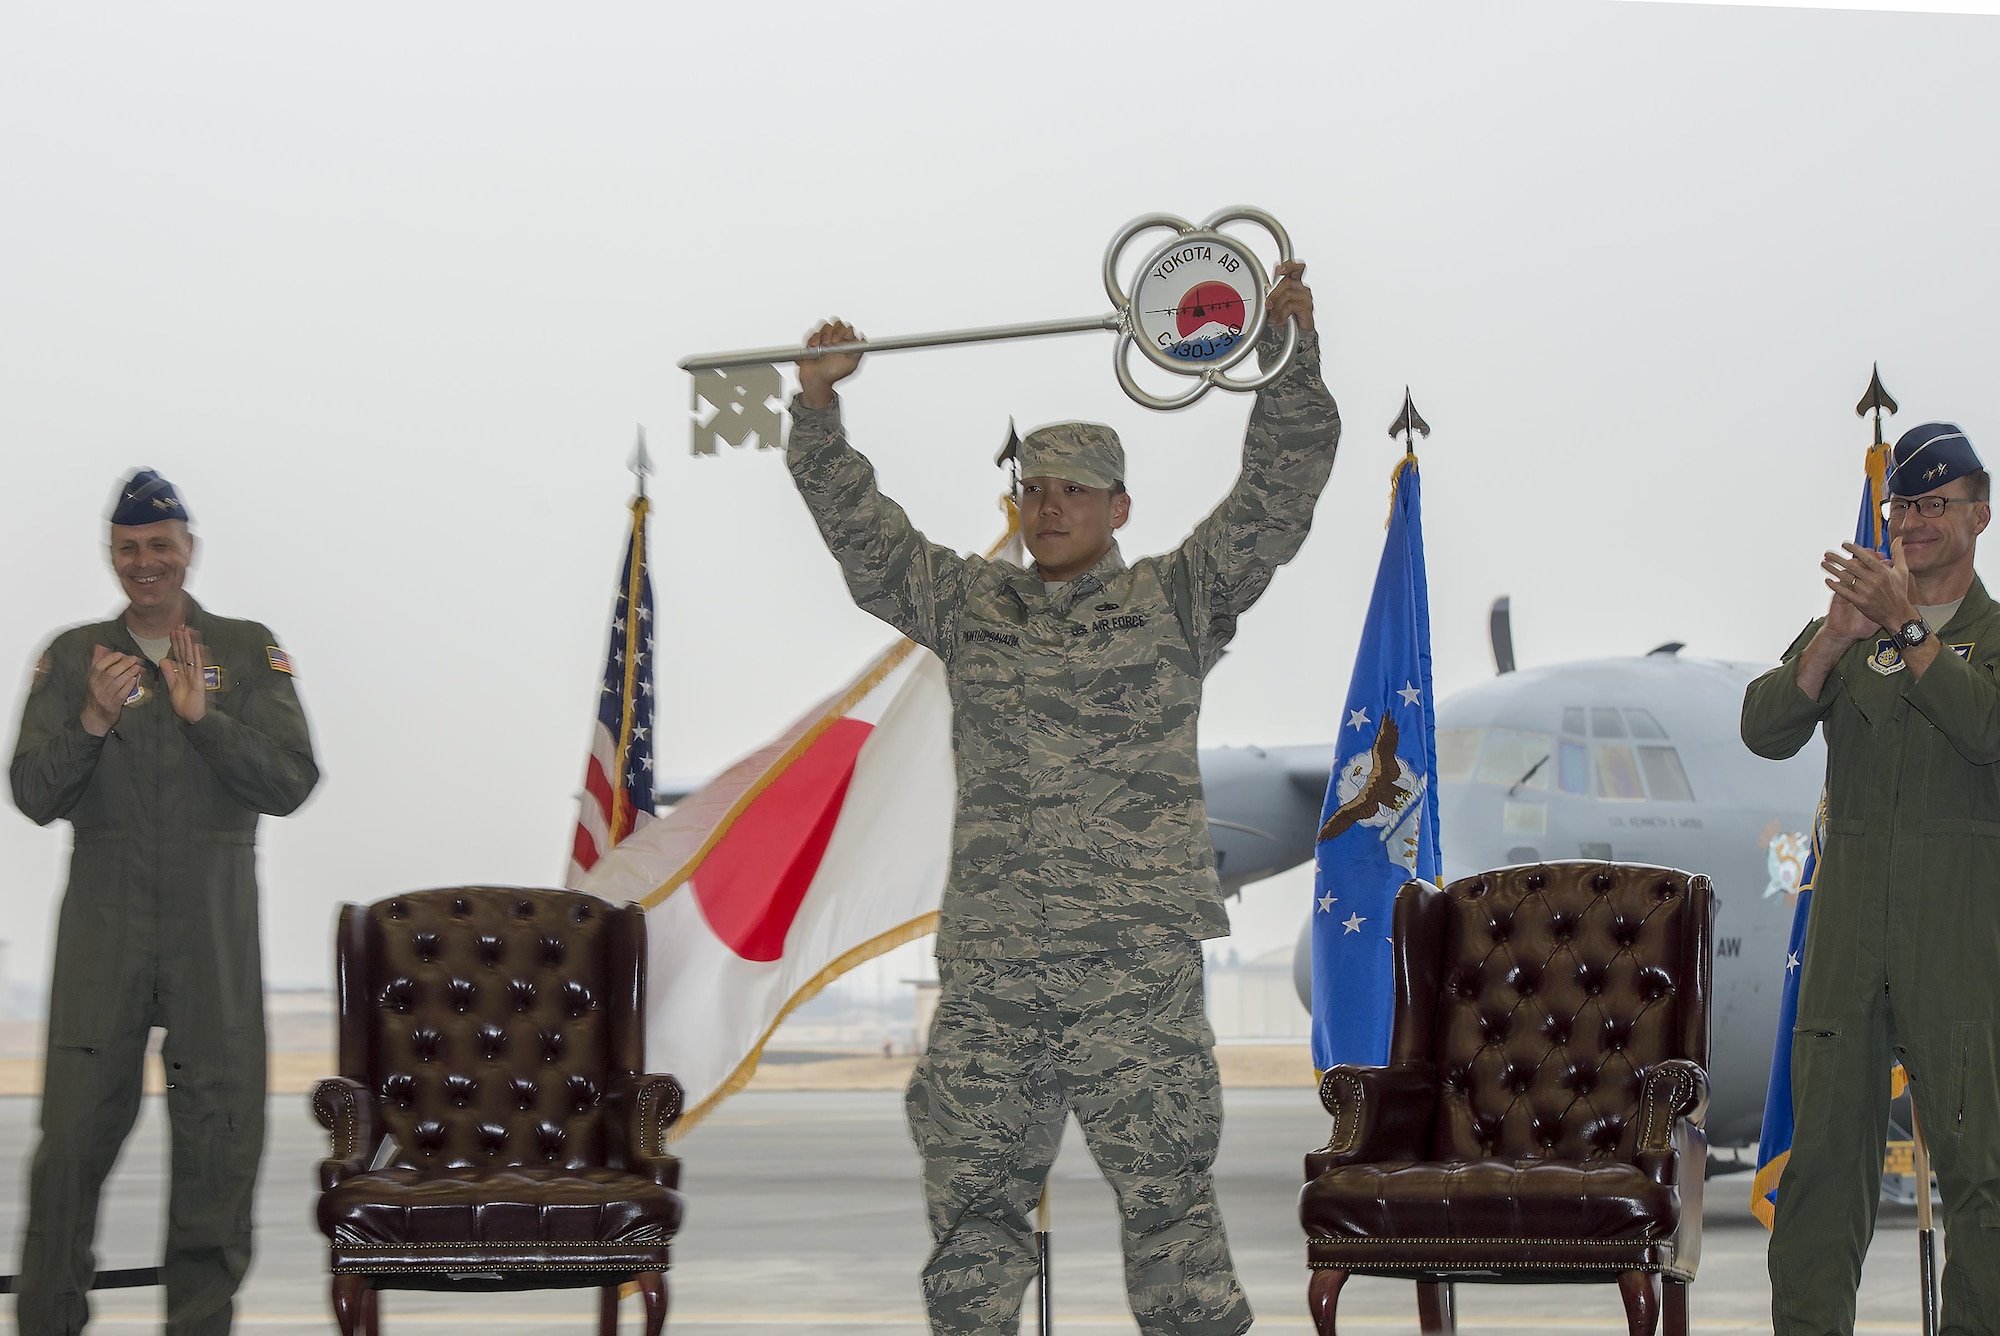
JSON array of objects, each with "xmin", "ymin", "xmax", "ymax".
[{"xmin": 2, "ymin": 1, "xmax": 1997, "ymax": 994}]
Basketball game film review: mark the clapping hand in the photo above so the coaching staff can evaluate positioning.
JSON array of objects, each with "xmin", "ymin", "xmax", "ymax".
[
  {"xmin": 82, "ymin": 645, "xmax": 142, "ymax": 736},
  {"xmin": 159, "ymin": 625, "xmax": 208, "ymax": 724}
]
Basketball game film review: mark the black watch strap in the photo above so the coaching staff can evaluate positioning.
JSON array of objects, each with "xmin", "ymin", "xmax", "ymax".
[{"xmin": 1897, "ymin": 617, "xmax": 1932, "ymax": 649}]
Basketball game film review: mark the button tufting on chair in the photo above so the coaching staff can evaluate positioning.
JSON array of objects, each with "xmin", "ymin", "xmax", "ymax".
[
  {"xmin": 1300, "ymin": 862, "xmax": 1712, "ymax": 1336},
  {"xmin": 313, "ymin": 887, "xmax": 683, "ymax": 1336}
]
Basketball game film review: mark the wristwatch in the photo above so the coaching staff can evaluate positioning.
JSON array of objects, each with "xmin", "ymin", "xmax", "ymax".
[{"xmin": 1896, "ymin": 616, "xmax": 1932, "ymax": 650}]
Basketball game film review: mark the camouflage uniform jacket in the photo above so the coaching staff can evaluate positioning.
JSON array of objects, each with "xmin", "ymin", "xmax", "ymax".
[{"xmin": 786, "ymin": 332, "xmax": 1339, "ymax": 958}]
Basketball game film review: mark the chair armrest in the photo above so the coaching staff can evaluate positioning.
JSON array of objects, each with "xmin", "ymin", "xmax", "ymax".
[
  {"xmin": 1305, "ymin": 1062, "xmax": 1438, "ymax": 1179},
  {"xmin": 310, "ymin": 1077, "xmax": 378, "ymax": 1191},
  {"xmin": 1635, "ymin": 1058, "xmax": 1710, "ymax": 1185},
  {"xmin": 606, "ymin": 1072, "xmax": 685, "ymax": 1188}
]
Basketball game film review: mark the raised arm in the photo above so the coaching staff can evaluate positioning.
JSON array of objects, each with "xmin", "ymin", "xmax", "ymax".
[
  {"xmin": 1173, "ymin": 262, "xmax": 1341, "ymax": 673},
  {"xmin": 784, "ymin": 319, "xmax": 967, "ymax": 656},
  {"xmin": 171, "ymin": 627, "xmax": 320, "ymax": 816},
  {"xmin": 1742, "ymin": 619, "xmax": 1841, "ymax": 760}
]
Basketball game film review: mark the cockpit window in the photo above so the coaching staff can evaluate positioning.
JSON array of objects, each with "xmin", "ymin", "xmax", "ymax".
[
  {"xmin": 1476, "ymin": 730, "xmax": 1551, "ymax": 790},
  {"xmin": 1436, "ymin": 728, "xmax": 1483, "ymax": 783},
  {"xmin": 1624, "ymin": 709, "xmax": 1668, "ymax": 739},
  {"xmin": 1589, "ymin": 708, "xmax": 1626, "ymax": 738},
  {"xmin": 1595, "ymin": 744, "xmax": 1646, "ymax": 800},
  {"xmin": 1638, "ymin": 745, "xmax": 1695, "ymax": 801},
  {"xmin": 1557, "ymin": 741, "xmax": 1589, "ymax": 795},
  {"xmin": 1561, "ymin": 707, "xmax": 1586, "ymax": 736}
]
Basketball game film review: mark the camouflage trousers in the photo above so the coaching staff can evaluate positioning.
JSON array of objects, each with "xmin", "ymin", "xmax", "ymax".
[{"xmin": 905, "ymin": 942, "xmax": 1249, "ymax": 1336}]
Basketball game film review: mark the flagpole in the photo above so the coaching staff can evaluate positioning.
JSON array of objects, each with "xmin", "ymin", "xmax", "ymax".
[
  {"xmin": 613, "ymin": 428, "xmax": 654, "ymax": 845},
  {"xmin": 1853, "ymin": 372, "xmax": 1937, "ymax": 1334},
  {"xmin": 1912, "ymin": 1099, "xmax": 1939, "ymax": 1336},
  {"xmin": 1035, "ymin": 1181, "xmax": 1052, "ymax": 1335}
]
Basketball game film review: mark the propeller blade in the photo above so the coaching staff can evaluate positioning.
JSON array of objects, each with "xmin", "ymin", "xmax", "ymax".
[{"xmin": 1490, "ymin": 596, "xmax": 1516, "ymax": 675}]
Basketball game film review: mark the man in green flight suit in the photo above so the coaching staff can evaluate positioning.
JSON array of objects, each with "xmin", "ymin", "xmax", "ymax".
[
  {"xmin": 785, "ymin": 262, "xmax": 1337, "ymax": 1336},
  {"xmin": 1743, "ymin": 422, "xmax": 2000, "ymax": 1335},
  {"xmin": 10, "ymin": 470, "xmax": 320, "ymax": 1336}
]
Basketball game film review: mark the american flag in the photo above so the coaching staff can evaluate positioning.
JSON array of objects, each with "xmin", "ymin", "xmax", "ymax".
[{"xmin": 567, "ymin": 489, "xmax": 656, "ymax": 884}]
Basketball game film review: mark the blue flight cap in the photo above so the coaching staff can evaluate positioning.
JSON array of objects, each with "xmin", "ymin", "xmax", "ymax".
[
  {"xmin": 1889, "ymin": 423, "xmax": 1984, "ymax": 497},
  {"xmin": 109, "ymin": 469, "xmax": 192, "ymax": 526}
]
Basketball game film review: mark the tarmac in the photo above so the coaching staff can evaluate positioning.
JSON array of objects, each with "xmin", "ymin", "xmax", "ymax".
[{"xmin": 0, "ymin": 1084, "xmax": 1941, "ymax": 1335}]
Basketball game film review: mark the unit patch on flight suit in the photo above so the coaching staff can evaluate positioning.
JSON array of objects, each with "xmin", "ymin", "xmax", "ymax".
[
  {"xmin": 1866, "ymin": 640, "xmax": 1974, "ymax": 674},
  {"xmin": 202, "ymin": 665, "xmax": 227, "ymax": 691},
  {"xmin": 122, "ymin": 679, "xmax": 150, "ymax": 706}
]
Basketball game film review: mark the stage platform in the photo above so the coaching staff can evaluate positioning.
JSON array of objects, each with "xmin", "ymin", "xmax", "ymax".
[{"xmin": 0, "ymin": 1089, "xmax": 1931, "ymax": 1333}]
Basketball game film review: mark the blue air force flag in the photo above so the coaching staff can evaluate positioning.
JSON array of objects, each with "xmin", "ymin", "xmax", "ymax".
[{"xmin": 1310, "ymin": 457, "xmax": 1441, "ymax": 1071}]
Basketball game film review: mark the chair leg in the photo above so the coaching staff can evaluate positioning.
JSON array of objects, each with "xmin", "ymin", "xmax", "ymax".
[
  {"xmin": 362, "ymin": 1283, "xmax": 380, "ymax": 1336},
  {"xmin": 1417, "ymin": 1280, "xmax": 1457, "ymax": 1334},
  {"xmin": 331, "ymin": 1274, "xmax": 366, "ymax": 1336},
  {"xmin": 636, "ymin": 1270, "xmax": 668, "ymax": 1336},
  {"xmin": 1617, "ymin": 1271, "xmax": 1661, "ymax": 1336},
  {"xmin": 1663, "ymin": 1277, "xmax": 1689, "ymax": 1336},
  {"xmin": 1307, "ymin": 1268, "xmax": 1347, "ymax": 1336},
  {"xmin": 599, "ymin": 1282, "xmax": 621, "ymax": 1336}
]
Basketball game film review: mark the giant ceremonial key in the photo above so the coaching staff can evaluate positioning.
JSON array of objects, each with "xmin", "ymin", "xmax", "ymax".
[{"xmin": 682, "ymin": 206, "xmax": 1298, "ymax": 454}]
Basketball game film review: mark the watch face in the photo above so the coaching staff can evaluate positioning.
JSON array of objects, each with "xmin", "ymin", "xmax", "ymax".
[{"xmin": 1128, "ymin": 231, "xmax": 1267, "ymax": 374}]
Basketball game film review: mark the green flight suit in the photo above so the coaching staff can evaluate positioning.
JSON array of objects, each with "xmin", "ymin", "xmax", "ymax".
[
  {"xmin": 10, "ymin": 598, "xmax": 318, "ymax": 1336},
  {"xmin": 1742, "ymin": 578, "xmax": 2000, "ymax": 1336},
  {"xmin": 786, "ymin": 330, "xmax": 1340, "ymax": 1335}
]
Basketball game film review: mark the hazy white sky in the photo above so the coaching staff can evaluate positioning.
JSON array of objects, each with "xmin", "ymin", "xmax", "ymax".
[{"xmin": 2, "ymin": 1, "xmax": 1996, "ymax": 993}]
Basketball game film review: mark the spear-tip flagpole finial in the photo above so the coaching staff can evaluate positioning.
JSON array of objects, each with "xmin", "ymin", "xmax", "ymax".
[
  {"xmin": 1855, "ymin": 363, "xmax": 1899, "ymax": 448},
  {"xmin": 1389, "ymin": 387, "xmax": 1431, "ymax": 456},
  {"xmin": 630, "ymin": 424, "xmax": 655, "ymax": 497}
]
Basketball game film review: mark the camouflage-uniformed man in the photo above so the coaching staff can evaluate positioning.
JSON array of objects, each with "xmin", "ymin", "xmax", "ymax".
[
  {"xmin": 1743, "ymin": 423, "xmax": 2000, "ymax": 1336},
  {"xmin": 11, "ymin": 471, "xmax": 319, "ymax": 1336},
  {"xmin": 786, "ymin": 262, "xmax": 1337, "ymax": 1336}
]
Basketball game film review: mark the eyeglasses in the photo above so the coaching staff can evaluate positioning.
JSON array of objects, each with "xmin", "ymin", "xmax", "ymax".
[{"xmin": 1882, "ymin": 496, "xmax": 1982, "ymax": 521}]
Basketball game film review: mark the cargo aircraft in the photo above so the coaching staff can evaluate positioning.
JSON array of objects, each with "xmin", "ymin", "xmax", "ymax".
[{"xmin": 1197, "ymin": 597, "xmax": 1835, "ymax": 1163}]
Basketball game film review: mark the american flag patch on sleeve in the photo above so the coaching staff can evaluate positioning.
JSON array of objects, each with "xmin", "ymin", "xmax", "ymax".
[{"xmin": 266, "ymin": 646, "xmax": 293, "ymax": 675}]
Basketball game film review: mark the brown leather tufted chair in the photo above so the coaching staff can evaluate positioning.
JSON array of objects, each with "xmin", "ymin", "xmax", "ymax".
[
  {"xmin": 311, "ymin": 887, "xmax": 684, "ymax": 1336},
  {"xmin": 1300, "ymin": 863, "xmax": 1711, "ymax": 1336}
]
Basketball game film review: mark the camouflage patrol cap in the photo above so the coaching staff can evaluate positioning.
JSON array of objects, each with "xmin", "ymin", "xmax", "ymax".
[{"xmin": 1018, "ymin": 422, "xmax": 1125, "ymax": 490}]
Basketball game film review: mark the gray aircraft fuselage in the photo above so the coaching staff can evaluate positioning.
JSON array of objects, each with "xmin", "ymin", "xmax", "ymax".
[{"xmin": 1197, "ymin": 649, "xmax": 1822, "ymax": 1148}]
